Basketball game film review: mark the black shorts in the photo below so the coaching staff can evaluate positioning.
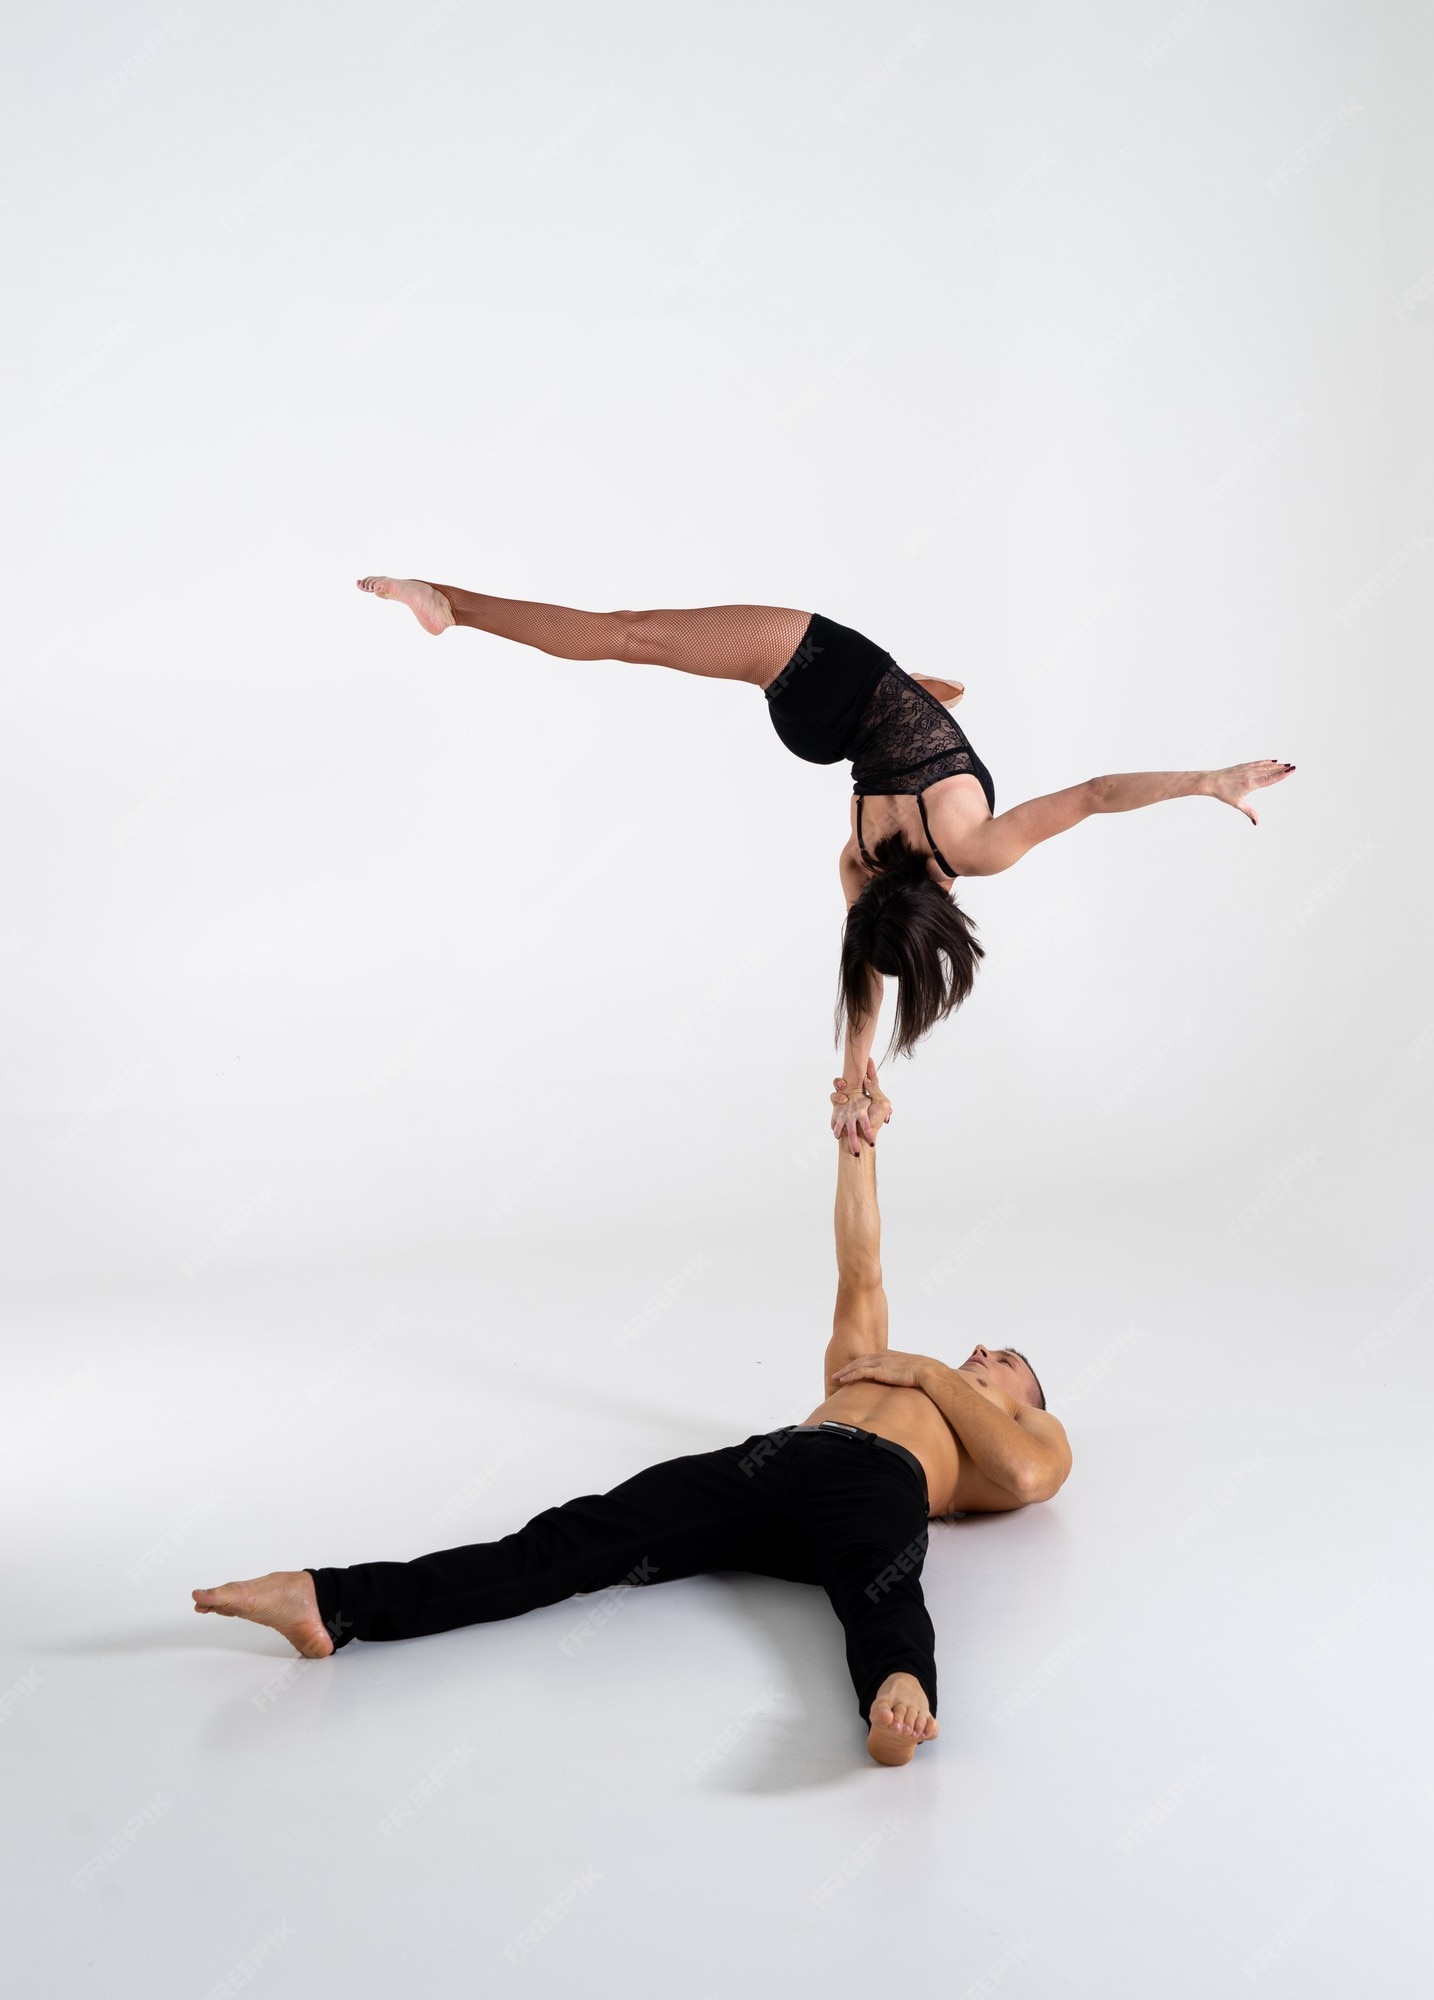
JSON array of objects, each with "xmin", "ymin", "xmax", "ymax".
[
  {"xmin": 763, "ymin": 611, "xmax": 893, "ymax": 766},
  {"xmin": 764, "ymin": 609, "xmax": 996, "ymax": 814}
]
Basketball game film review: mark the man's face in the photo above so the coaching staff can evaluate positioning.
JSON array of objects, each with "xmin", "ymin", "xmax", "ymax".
[{"xmin": 956, "ymin": 1344, "xmax": 1041, "ymax": 1409}]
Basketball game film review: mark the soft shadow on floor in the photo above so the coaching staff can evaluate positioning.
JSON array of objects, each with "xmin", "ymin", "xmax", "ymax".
[
  {"xmin": 44, "ymin": 1620, "xmax": 291, "ymax": 1658},
  {"xmin": 678, "ymin": 1574, "xmax": 876, "ymax": 1794}
]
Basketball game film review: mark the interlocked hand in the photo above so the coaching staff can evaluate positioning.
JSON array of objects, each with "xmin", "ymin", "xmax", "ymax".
[{"xmin": 830, "ymin": 1058, "xmax": 892, "ymax": 1156}]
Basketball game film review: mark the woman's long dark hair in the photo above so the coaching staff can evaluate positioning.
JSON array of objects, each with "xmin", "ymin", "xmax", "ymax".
[{"xmin": 837, "ymin": 832, "xmax": 984, "ymax": 1061}]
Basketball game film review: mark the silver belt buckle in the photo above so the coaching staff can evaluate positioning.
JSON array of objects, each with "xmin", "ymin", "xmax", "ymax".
[{"xmin": 818, "ymin": 1420, "xmax": 861, "ymax": 1439}]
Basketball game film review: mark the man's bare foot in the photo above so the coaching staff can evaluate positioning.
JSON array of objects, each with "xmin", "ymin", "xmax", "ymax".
[
  {"xmin": 192, "ymin": 1570, "xmax": 335, "ymax": 1658},
  {"xmin": 913, "ymin": 674, "xmax": 964, "ymax": 706},
  {"xmin": 356, "ymin": 575, "xmax": 455, "ymax": 634},
  {"xmin": 867, "ymin": 1672, "xmax": 939, "ymax": 1766}
]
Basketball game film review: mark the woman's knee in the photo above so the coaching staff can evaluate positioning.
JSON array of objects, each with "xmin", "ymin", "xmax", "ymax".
[{"xmin": 611, "ymin": 607, "xmax": 655, "ymax": 664}]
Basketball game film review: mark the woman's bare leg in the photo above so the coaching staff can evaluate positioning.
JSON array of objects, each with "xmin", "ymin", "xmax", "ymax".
[
  {"xmin": 357, "ymin": 576, "xmax": 813, "ymax": 688},
  {"xmin": 610, "ymin": 602, "xmax": 814, "ymax": 687}
]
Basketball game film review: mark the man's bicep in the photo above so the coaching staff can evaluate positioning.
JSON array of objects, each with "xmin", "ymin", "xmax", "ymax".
[{"xmin": 823, "ymin": 1280, "xmax": 888, "ymax": 1391}]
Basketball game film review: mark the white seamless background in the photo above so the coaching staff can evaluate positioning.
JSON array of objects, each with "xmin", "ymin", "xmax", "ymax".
[
  {"xmin": 4, "ymin": 6, "xmax": 1433, "ymax": 1998},
  {"xmin": 3, "ymin": 3, "xmax": 1429, "ymax": 1337}
]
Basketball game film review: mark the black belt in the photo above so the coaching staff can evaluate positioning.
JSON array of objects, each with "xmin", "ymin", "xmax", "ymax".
[{"xmin": 776, "ymin": 1421, "xmax": 928, "ymax": 1504}]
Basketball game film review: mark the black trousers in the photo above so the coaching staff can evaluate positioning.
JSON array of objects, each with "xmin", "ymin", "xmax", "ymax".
[{"xmin": 307, "ymin": 1426, "xmax": 937, "ymax": 1723}]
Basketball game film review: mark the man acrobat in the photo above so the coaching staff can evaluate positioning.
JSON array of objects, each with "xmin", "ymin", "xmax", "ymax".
[{"xmin": 193, "ymin": 1065, "xmax": 1072, "ymax": 1766}]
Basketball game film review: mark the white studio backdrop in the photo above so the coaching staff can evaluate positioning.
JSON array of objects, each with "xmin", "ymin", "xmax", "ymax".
[{"xmin": 2, "ymin": 0, "xmax": 1430, "ymax": 1325}]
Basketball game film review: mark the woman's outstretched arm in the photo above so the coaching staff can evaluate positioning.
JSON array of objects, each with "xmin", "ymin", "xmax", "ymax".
[
  {"xmin": 957, "ymin": 759, "xmax": 1296, "ymax": 877},
  {"xmin": 832, "ymin": 960, "xmax": 886, "ymax": 1154},
  {"xmin": 832, "ymin": 847, "xmax": 885, "ymax": 1152}
]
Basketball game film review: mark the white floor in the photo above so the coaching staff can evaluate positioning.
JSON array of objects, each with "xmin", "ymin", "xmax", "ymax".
[{"xmin": 3, "ymin": 1195, "xmax": 1430, "ymax": 1998}]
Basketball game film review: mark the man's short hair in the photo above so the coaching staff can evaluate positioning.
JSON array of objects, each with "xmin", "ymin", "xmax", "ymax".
[{"xmin": 1004, "ymin": 1347, "xmax": 1046, "ymax": 1411}]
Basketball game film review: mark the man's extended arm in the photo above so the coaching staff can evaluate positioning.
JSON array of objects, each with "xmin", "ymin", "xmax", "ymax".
[{"xmin": 822, "ymin": 1069, "xmax": 892, "ymax": 1395}]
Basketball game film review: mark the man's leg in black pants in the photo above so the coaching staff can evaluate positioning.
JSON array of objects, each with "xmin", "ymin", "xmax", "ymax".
[
  {"xmin": 814, "ymin": 1527, "xmax": 939, "ymax": 1754},
  {"xmin": 192, "ymin": 1433, "xmax": 794, "ymax": 1658},
  {"xmin": 780, "ymin": 1436, "xmax": 940, "ymax": 1764}
]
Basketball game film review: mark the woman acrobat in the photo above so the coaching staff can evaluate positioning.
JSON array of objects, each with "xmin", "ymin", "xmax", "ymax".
[{"xmin": 356, "ymin": 577, "xmax": 1295, "ymax": 1149}]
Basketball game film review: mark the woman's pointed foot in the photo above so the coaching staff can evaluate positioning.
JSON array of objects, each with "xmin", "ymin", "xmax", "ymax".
[
  {"xmin": 356, "ymin": 575, "xmax": 455, "ymax": 634},
  {"xmin": 867, "ymin": 1672, "xmax": 940, "ymax": 1765},
  {"xmin": 914, "ymin": 674, "xmax": 964, "ymax": 706},
  {"xmin": 192, "ymin": 1570, "xmax": 335, "ymax": 1658}
]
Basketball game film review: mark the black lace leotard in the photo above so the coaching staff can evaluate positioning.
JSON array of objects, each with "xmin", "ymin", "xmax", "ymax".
[{"xmin": 763, "ymin": 611, "xmax": 995, "ymax": 878}]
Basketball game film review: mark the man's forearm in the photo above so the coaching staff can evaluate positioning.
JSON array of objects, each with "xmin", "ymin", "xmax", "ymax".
[
  {"xmin": 917, "ymin": 1363, "xmax": 1042, "ymax": 1498},
  {"xmin": 834, "ymin": 1135, "xmax": 881, "ymax": 1286},
  {"xmin": 1086, "ymin": 769, "xmax": 1211, "ymax": 812}
]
